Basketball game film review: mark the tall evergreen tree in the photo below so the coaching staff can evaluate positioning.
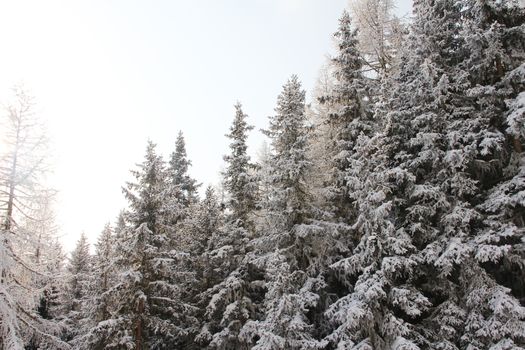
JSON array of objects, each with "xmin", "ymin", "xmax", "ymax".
[
  {"xmin": 222, "ymin": 102, "xmax": 257, "ymax": 227},
  {"xmin": 326, "ymin": 0, "xmax": 463, "ymax": 347},
  {"xmin": 317, "ymin": 10, "xmax": 370, "ymax": 220},
  {"xmin": 242, "ymin": 76, "xmax": 327, "ymax": 349},
  {"xmin": 63, "ymin": 233, "xmax": 92, "ymax": 342},
  {"xmin": 124, "ymin": 141, "xmax": 167, "ymax": 232},
  {"xmin": 102, "ymin": 141, "xmax": 195, "ymax": 349},
  {"xmin": 261, "ymin": 76, "xmax": 311, "ymax": 229},
  {"xmin": 79, "ymin": 223, "xmax": 116, "ymax": 350},
  {"xmin": 308, "ymin": 15, "xmax": 376, "ymax": 332},
  {"xmin": 196, "ymin": 104, "xmax": 262, "ymax": 349},
  {"xmin": 447, "ymin": 1, "xmax": 525, "ymax": 348},
  {"xmin": 326, "ymin": 0, "xmax": 525, "ymax": 348},
  {"xmin": 192, "ymin": 186, "xmax": 253, "ymax": 349}
]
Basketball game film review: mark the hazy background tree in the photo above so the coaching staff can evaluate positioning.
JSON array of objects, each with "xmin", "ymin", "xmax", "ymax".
[
  {"xmin": 348, "ymin": 0, "xmax": 405, "ymax": 77},
  {"xmin": 0, "ymin": 85, "xmax": 68, "ymax": 349}
]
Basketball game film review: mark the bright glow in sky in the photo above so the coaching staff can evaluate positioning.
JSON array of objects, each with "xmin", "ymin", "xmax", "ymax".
[{"xmin": 0, "ymin": 0, "xmax": 412, "ymax": 251}]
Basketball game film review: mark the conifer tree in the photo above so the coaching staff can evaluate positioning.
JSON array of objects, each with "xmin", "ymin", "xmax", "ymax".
[
  {"xmin": 102, "ymin": 141, "xmax": 196, "ymax": 349},
  {"xmin": 63, "ymin": 233, "xmax": 92, "ymax": 342},
  {"xmin": 196, "ymin": 104, "xmax": 261, "ymax": 349},
  {"xmin": 222, "ymin": 102, "xmax": 257, "ymax": 226},
  {"xmin": 326, "ymin": 0, "xmax": 462, "ymax": 347},
  {"xmin": 79, "ymin": 223, "xmax": 116, "ymax": 350},
  {"xmin": 317, "ymin": 10, "xmax": 372, "ymax": 222},
  {"xmin": 326, "ymin": 0, "xmax": 525, "ymax": 348},
  {"xmin": 124, "ymin": 141, "xmax": 167, "ymax": 232},
  {"xmin": 260, "ymin": 75, "xmax": 312, "ymax": 230},
  {"xmin": 312, "ymin": 14, "xmax": 391, "ymax": 342},
  {"xmin": 192, "ymin": 186, "xmax": 252, "ymax": 349},
  {"xmin": 446, "ymin": 1, "xmax": 525, "ymax": 348},
  {"xmin": 181, "ymin": 186, "xmax": 221, "ymax": 263},
  {"xmin": 242, "ymin": 76, "xmax": 326, "ymax": 349}
]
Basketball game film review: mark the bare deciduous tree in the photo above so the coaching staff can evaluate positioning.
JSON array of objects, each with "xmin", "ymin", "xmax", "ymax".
[
  {"xmin": 0, "ymin": 85, "xmax": 68, "ymax": 350},
  {"xmin": 0, "ymin": 85, "xmax": 50, "ymax": 232},
  {"xmin": 349, "ymin": 0, "xmax": 406, "ymax": 76}
]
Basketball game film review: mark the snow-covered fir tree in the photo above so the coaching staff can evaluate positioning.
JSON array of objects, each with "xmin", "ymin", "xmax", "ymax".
[
  {"xmin": 195, "ymin": 105, "xmax": 263, "ymax": 349},
  {"xmin": 180, "ymin": 186, "xmax": 223, "ymax": 294},
  {"xmin": 326, "ymin": 0, "xmax": 525, "ymax": 348},
  {"xmin": 307, "ymin": 12, "xmax": 380, "ymax": 340},
  {"xmin": 222, "ymin": 102, "xmax": 258, "ymax": 227},
  {"xmin": 326, "ymin": 0, "xmax": 466, "ymax": 346},
  {"xmin": 63, "ymin": 233, "xmax": 92, "ymax": 342},
  {"xmin": 317, "ymin": 10, "xmax": 372, "ymax": 222},
  {"xmin": 446, "ymin": 1, "xmax": 525, "ymax": 348},
  {"xmin": 167, "ymin": 186, "xmax": 222, "ymax": 349},
  {"xmin": 242, "ymin": 75, "xmax": 327, "ymax": 349},
  {"xmin": 78, "ymin": 223, "xmax": 116, "ymax": 350},
  {"xmin": 102, "ymin": 141, "xmax": 197, "ymax": 349}
]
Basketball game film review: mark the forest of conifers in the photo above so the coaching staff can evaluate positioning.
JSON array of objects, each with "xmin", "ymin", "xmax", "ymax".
[{"xmin": 1, "ymin": 0, "xmax": 524, "ymax": 349}]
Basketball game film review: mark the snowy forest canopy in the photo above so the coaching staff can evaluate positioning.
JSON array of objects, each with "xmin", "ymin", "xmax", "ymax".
[{"xmin": 1, "ymin": 0, "xmax": 524, "ymax": 349}]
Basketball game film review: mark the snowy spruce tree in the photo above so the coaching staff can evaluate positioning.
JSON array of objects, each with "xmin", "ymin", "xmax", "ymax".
[
  {"xmin": 326, "ymin": 0, "xmax": 525, "ymax": 348},
  {"xmin": 317, "ymin": 10, "xmax": 370, "ymax": 220},
  {"xmin": 241, "ymin": 75, "xmax": 327, "ymax": 350},
  {"xmin": 448, "ymin": 1, "xmax": 525, "ymax": 348},
  {"xmin": 100, "ymin": 141, "xmax": 196, "ymax": 349},
  {"xmin": 181, "ymin": 186, "xmax": 223, "ymax": 295},
  {"xmin": 62, "ymin": 232, "xmax": 92, "ymax": 342},
  {"xmin": 222, "ymin": 102, "xmax": 258, "ymax": 227},
  {"xmin": 196, "ymin": 104, "xmax": 262, "ymax": 349},
  {"xmin": 77, "ymin": 223, "xmax": 116, "ymax": 350},
  {"xmin": 326, "ymin": 0, "xmax": 467, "ymax": 346},
  {"xmin": 307, "ymin": 12, "xmax": 380, "ymax": 339}
]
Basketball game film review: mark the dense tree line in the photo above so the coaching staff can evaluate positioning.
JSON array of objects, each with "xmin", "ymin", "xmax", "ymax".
[{"xmin": 1, "ymin": 0, "xmax": 524, "ymax": 348}]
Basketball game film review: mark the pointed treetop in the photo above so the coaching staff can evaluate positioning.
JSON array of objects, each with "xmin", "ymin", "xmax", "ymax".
[
  {"xmin": 69, "ymin": 232, "xmax": 90, "ymax": 272},
  {"xmin": 261, "ymin": 75, "xmax": 311, "ymax": 225},
  {"xmin": 204, "ymin": 185, "xmax": 217, "ymax": 202},
  {"xmin": 276, "ymin": 74, "xmax": 305, "ymax": 112},
  {"xmin": 172, "ymin": 131, "xmax": 190, "ymax": 177},
  {"xmin": 333, "ymin": 10, "xmax": 362, "ymax": 81},
  {"xmin": 228, "ymin": 102, "xmax": 254, "ymax": 141},
  {"xmin": 95, "ymin": 223, "xmax": 113, "ymax": 256},
  {"xmin": 223, "ymin": 102, "xmax": 256, "ymax": 224},
  {"xmin": 264, "ymin": 75, "xmax": 307, "ymax": 155},
  {"xmin": 337, "ymin": 9, "xmax": 352, "ymax": 33},
  {"xmin": 123, "ymin": 140, "xmax": 166, "ymax": 231},
  {"xmin": 169, "ymin": 131, "xmax": 200, "ymax": 205}
]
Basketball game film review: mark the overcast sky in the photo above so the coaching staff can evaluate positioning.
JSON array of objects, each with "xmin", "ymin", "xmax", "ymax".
[{"xmin": 0, "ymin": 0, "xmax": 412, "ymax": 252}]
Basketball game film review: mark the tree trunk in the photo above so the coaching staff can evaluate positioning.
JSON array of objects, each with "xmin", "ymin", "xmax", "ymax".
[{"xmin": 135, "ymin": 298, "xmax": 145, "ymax": 350}]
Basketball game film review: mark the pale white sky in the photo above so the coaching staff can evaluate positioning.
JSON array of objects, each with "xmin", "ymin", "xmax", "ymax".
[{"xmin": 0, "ymin": 0, "xmax": 411, "ymax": 252}]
